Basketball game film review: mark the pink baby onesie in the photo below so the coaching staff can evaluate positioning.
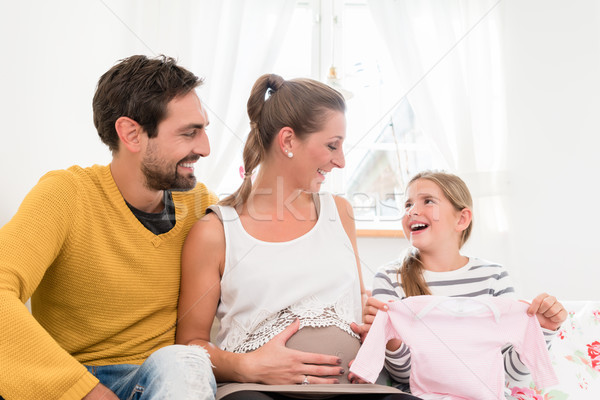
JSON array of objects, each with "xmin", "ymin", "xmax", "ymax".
[{"xmin": 350, "ymin": 296, "xmax": 558, "ymax": 400}]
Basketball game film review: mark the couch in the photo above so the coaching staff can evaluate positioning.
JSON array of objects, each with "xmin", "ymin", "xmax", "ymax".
[{"xmin": 506, "ymin": 301, "xmax": 600, "ymax": 400}]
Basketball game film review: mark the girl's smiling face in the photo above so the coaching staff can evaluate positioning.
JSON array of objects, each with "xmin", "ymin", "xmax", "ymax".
[{"xmin": 402, "ymin": 178, "xmax": 464, "ymax": 252}]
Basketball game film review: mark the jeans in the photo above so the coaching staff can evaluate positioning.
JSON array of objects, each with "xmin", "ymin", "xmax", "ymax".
[{"xmin": 86, "ymin": 344, "xmax": 216, "ymax": 400}]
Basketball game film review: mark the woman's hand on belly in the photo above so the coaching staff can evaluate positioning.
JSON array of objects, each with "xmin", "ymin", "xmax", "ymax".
[{"xmin": 241, "ymin": 319, "xmax": 345, "ymax": 385}]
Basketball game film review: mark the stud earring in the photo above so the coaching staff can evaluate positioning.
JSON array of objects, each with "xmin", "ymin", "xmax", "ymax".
[{"xmin": 287, "ymin": 151, "xmax": 294, "ymax": 158}]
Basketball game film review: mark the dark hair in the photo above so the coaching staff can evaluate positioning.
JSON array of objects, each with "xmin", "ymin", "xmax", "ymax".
[
  {"xmin": 220, "ymin": 73, "xmax": 346, "ymax": 208},
  {"xmin": 398, "ymin": 171, "xmax": 474, "ymax": 297},
  {"xmin": 93, "ymin": 55, "xmax": 203, "ymax": 152}
]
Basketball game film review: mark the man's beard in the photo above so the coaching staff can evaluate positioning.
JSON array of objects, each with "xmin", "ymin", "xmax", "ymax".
[{"xmin": 141, "ymin": 150, "xmax": 198, "ymax": 191}]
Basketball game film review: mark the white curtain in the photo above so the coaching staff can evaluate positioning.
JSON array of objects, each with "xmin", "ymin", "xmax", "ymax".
[
  {"xmin": 0, "ymin": 0, "xmax": 295, "ymax": 222},
  {"xmin": 191, "ymin": 1, "xmax": 297, "ymax": 195},
  {"xmin": 368, "ymin": 0, "xmax": 510, "ymax": 261}
]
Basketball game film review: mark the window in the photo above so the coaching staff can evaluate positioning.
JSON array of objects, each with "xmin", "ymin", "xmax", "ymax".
[{"xmin": 260, "ymin": 0, "xmax": 447, "ymax": 231}]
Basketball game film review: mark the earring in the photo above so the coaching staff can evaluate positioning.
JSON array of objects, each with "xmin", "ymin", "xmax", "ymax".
[{"xmin": 285, "ymin": 150, "xmax": 294, "ymax": 158}]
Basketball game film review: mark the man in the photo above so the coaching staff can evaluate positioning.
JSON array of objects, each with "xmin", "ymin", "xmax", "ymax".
[{"xmin": 0, "ymin": 55, "xmax": 217, "ymax": 399}]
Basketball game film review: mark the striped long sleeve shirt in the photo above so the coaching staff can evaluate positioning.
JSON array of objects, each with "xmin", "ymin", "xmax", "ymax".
[{"xmin": 371, "ymin": 256, "xmax": 558, "ymax": 390}]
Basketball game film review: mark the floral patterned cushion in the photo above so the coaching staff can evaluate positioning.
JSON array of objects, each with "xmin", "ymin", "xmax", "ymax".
[{"xmin": 507, "ymin": 301, "xmax": 600, "ymax": 400}]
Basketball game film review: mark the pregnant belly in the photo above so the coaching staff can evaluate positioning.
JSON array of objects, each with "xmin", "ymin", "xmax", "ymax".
[{"xmin": 285, "ymin": 325, "xmax": 361, "ymax": 384}]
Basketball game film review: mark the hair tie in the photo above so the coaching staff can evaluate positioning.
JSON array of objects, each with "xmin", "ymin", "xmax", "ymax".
[{"xmin": 265, "ymin": 87, "xmax": 275, "ymax": 100}]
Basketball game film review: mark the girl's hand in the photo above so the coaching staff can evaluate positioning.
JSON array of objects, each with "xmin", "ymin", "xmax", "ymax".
[
  {"xmin": 350, "ymin": 321, "xmax": 369, "ymax": 344},
  {"xmin": 351, "ymin": 297, "xmax": 391, "ymax": 343},
  {"xmin": 356, "ymin": 296, "xmax": 403, "ymax": 352},
  {"xmin": 526, "ymin": 293, "xmax": 567, "ymax": 331},
  {"xmin": 363, "ymin": 297, "xmax": 391, "ymax": 328}
]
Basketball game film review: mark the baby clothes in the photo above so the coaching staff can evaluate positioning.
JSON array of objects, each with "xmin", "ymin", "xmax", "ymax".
[
  {"xmin": 350, "ymin": 296, "xmax": 558, "ymax": 400},
  {"xmin": 371, "ymin": 256, "xmax": 557, "ymax": 386}
]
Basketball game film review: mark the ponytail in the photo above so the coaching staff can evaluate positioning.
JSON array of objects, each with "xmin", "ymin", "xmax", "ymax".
[
  {"xmin": 220, "ymin": 74, "xmax": 285, "ymax": 208},
  {"xmin": 398, "ymin": 249, "xmax": 432, "ymax": 297}
]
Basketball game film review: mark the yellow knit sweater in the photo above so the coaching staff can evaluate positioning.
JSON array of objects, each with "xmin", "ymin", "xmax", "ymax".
[{"xmin": 0, "ymin": 164, "xmax": 217, "ymax": 400}]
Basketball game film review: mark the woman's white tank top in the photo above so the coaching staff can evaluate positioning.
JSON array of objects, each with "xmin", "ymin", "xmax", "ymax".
[{"xmin": 210, "ymin": 193, "xmax": 362, "ymax": 353}]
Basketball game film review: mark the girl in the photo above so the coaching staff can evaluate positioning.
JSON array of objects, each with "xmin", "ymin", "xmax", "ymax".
[
  {"xmin": 176, "ymin": 74, "xmax": 419, "ymax": 399},
  {"xmin": 362, "ymin": 171, "xmax": 567, "ymax": 391}
]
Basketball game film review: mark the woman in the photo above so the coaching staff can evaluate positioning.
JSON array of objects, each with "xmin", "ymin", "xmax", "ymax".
[{"xmin": 176, "ymin": 74, "xmax": 418, "ymax": 399}]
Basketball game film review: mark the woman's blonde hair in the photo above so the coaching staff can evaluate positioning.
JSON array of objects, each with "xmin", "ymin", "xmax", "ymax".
[
  {"xmin": 220, "ymin": 74, "xmax": 345, "ymax": 209},
  {"xmin": 398, "ymin": 171, "xmax": 474, "ymax": 297}
]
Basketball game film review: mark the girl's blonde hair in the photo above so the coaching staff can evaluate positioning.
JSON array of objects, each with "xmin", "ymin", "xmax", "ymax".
[
  {"xmin": 220, "ymin": 73, "xmax": 345, "ymax": 209},
  {"xmin": 398, "ymin": 171, "xmax": 473, "ymax": 297}
]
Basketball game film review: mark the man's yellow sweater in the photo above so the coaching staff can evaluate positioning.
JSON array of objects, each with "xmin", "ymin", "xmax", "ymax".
[{"xmin": 0, "ymin": 164, "xmax": 217, "ymax": 399}]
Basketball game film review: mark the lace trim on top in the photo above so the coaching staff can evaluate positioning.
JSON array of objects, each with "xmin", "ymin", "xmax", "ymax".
[{"xmin": 222, "ymin": 294, "xmax": 360, "ymax": 353}]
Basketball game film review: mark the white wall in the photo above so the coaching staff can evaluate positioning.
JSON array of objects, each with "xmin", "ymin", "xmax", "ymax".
[
  {"xmin": 0, "ymin": 1, "xmax": 142, "ymax": 223},
  {"xmin": 0, "ymin": 0, "xmax": 203, "ymax": 225},
  {"xmin": 501, "ymin": 0, "xmax": 600, "ymax": 300},
  {"xmin": 1, "ymin": 1, "xmax": 599, "ymax": 300},
  {"xmin": 356, "ymin": 237, "xmax": 410, "ymax": 290}
]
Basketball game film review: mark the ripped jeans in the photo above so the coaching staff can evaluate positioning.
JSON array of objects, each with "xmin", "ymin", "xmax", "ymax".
[{"xmin": 86, "ymin": 345, "xmax": 216, "ymax": 400}]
